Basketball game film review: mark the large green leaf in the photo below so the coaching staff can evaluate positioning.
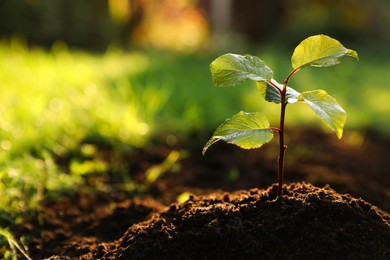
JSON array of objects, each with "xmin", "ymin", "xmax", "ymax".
[
  {"xmin": 297, "ymin": 90, "xmax": 346, "ymax": 138},
  {"xmin": 202, "ymin": 111, "xmax": 274, "ymax": 155},
  {"xmin": 210, "ymin": 54, "xmax": 273, "ymax": 87},
  {"xmin": 257, "ymin": 80, "xmax": 300, "ymax": 104},
  {"xmin": 291, "ymin": 34, "xmax": 359, "ymax": 69}
]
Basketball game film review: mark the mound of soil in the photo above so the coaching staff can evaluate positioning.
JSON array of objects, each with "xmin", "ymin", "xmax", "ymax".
[
  {"xmin": 70, "ymin": 182, "xmax": 390, "ymax": 259},
  {"xmin": 7, "ymin": 129, "xmax": 390, "ymax": 258}
]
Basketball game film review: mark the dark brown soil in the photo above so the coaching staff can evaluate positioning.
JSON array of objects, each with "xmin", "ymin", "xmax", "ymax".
[
  {"xmin": 8, "ymin": 128, "xmax": 390, "ymax": 259},
  {"xmin": 88, "ymin": 183, "xmax": 390, "ymax": 259}
]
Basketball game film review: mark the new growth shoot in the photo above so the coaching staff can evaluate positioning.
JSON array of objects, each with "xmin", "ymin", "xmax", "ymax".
[{"xmin": 202, "ymin": 35, "xmax": 358, "ymax": 196}]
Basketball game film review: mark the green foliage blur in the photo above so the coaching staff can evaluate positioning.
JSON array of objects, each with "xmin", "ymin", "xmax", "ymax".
[{"xmin": 0, "ymin": 39, "xmax": 150, "ymax": 223}]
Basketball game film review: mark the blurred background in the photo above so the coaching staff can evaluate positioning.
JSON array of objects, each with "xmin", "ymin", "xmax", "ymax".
[
  {"xmin": 0, "ymin": 0, "xmax": 389, "ymax": 231},
  {"xmin": 1, "ymin": 0, "xmax": 389, "ymax": 51}
]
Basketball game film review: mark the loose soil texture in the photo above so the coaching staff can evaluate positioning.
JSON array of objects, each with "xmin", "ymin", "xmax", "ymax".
[
  {"xmin": 7, "ymin": 128, "xmax": 390, "ymax": 259},
  {"xmin": 89, "ymin": 182, "xmax": 390, "ymax": 259}
]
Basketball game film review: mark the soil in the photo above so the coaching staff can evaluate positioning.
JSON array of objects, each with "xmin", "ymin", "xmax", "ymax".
[{"xmin": 8, "ymin": 128, "xmax": 390, "ymax": 259}]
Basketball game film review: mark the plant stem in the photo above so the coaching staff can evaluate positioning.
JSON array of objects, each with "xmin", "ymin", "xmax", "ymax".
[
  {"xmin": 276, "ymin": 68, "xmax": 299, "ymax": 196},
  {"xmin": 277, "ymin": 88, "xmax": 287, "ymax": 196}
]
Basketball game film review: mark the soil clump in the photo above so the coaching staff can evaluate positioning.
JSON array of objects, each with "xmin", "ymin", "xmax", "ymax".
[{"xmin": 80, "ymin": 182, "xmax": 390, "ymax": 259}]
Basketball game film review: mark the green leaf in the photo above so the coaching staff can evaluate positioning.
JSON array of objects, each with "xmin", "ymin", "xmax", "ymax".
[
  {"xmin": 202, "ymin": 111, "xmax": 274, "ymax": 155},
  {"xmin": 297, "ymin": 90, "xmax": 346, "ymax": 138},
  {"xmin": 291, "ymin": 34, "xmax": 359, "ymax": 69},
  {"xmin": 257, "ymin": 80, "xmax": 347, "ymax": 138},
  {"xmin": 257, "ymin": 79, "xmax": 300, "ymax": 104},
  {"xmin": 210, "ymin": 54, "xmax": 273, "ymax": 87}
]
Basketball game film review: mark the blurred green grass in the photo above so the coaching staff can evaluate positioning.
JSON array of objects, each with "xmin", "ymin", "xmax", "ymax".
[
  {"xmin": 0, "ymin": 39, "xmax": 389, "ymax": 223},
  {"xmin": 0, "ymin": 40, "xmax": 155, "ymax": 221}
]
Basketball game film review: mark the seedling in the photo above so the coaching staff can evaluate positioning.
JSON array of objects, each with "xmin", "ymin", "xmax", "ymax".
[{"xmin": 202, "ymin": 35, "xmax": 358, "ymax": 196}]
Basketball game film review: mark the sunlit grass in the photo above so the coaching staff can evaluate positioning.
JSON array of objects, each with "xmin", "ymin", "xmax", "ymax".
[
  {"xmin": 0, "ymin": 40, "xmax": 153, "ymax": 155},
  {"xmin": 0, "ymin": 40, "xmax": 161, "ymax": 225}
]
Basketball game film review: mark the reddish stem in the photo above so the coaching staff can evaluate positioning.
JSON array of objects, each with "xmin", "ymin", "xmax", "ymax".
[
  {"xmin": 269, "ymin": 127, "xmax": 281, "ymax": 133},
  {"xmin": 277, "ymin": 89, "xmax": 287, "ymax": 196},
  {"xmin": 284, "ymin": 68, "xmax": 300, "ymax": 85},
  {"xmin": 276, "ymin": 68, "xmax": 299, "ymax": 197}
]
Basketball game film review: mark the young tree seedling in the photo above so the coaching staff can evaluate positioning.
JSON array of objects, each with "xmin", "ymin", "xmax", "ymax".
[{"xmin": 202, "ymin": 35, "xmax": 358, "ymax": 196}]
